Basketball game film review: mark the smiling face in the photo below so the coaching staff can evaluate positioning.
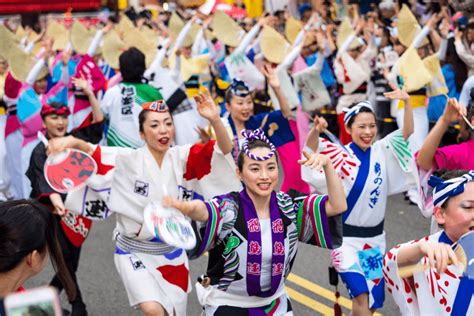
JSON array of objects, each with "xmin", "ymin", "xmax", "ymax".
[
  {"xmin": 237, "ymin": 146, "xmax": 279, "ymax": 199},
  {"xmin": 435, "ymin": 182, "xmax": 474, "ymax": 242},
  {"xmin": 345, "ymin": 112, "xmax": 378, "ymax": 151},
  {"xmin": 139, "ymin": 110, "xmax": 175, "ymax": 154},
  {"xmin": 43, "ymin": 114, "xmax": 69, "ymax": 138},
  {"xmin": 226, "ymin": 94, "xmax": 254, "ymax": 124}
]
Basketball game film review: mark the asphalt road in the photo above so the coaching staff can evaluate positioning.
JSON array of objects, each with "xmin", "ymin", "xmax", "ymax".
[{"xmin": 27, "ymin": 193, "xmax": 430, "ymax": 315}]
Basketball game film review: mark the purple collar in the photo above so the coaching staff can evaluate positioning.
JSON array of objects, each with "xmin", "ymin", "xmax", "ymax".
[{"xmin": 240, "ymin": 189, "xmax": 286, "ymax": 297}]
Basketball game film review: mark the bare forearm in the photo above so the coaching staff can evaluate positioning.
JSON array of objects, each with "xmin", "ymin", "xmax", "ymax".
[
  {"xmin": 402, "ymin": 98, "xmax": 414, "ymax": 140},
  {"xmin": 416, "ymin": 118, "xmax": 449, "ymax": 170},
  {"xmin": 209, "ymin": 118, "xmax": 233, "ymax": 155},
  {"xmin": 273, "ymin": 86, "xmax": 292, "ymax": 119},
  {"xmin": 323, "ymin": 163, "xmax": 346, "ymax": 216},
  {"xmin": 87, "ymin": 92, "xmax": 104, "ymax": 123},
  {"xmin": 396, "ymin": 243, "xmax": 424, "ymax": 267},
  {"xmin": 305, "ymin": 129, "xmax": 320, "ymax": 152}
]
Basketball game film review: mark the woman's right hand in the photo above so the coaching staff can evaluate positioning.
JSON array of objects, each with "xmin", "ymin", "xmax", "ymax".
[
  {"xmin": 312, "ymin": 115, "xmax": 328, "ymax": 134},
  {"xmin": 418, "ymin": 241, "xmax": 458, "ymax": 273},
  {"xmin": 442, "ymin": 98, "xmax": 466, "ymax": 124},
  {"xmin": 46, "ymin": 136, "xmax": 77, "ymax": 156}
]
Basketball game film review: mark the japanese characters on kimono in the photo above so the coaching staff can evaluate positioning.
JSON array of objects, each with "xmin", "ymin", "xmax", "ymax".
[
  {"xmin": 188, "ymin": 189, "xmax": 342, "ymax": 314},
  {"xmin": 383, "ymin": 231, "xmax": 474, "ymax": 315},
  {"xmin": 64, "ymin": 140, "xmax": 241, "ymax": 315},
  {"xmin": 301, "ymin": 129, "xmax": 416, "ymax": 309}
]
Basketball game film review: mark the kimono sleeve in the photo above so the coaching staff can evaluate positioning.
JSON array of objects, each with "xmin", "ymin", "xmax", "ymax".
[
  {"xmin": 188, "ymin": 193, "xmax": 239, "ymax": 259},
  {"xmin": 182, "ymin": 140, "xmax": 242, "ymax": 200},
  {"xmin": 289, "ymin": 191, "xmax": 342, "ymax": 249},
  {"xmin": 376, "ymin": 129, "xmax": 416, "ymax": 195},
  {"xmin": 64, "ymin": 145, "xmax": 131, "ymax": 220},
  {"xmin": 247, "ymin": 111, "xmax": 295, "ymax": 147},
  {"xmin": 26, "ymin": 143, "xmax": 58, "ymax": 203},
  {"xmin": 383, "ymin": 239, "xmax": 421, "ymax": 315},
  {"xmin": 301, "ymin": 138, "xmax": 359, "ymax": 195},
  {"xmin": 71, "ymin": 120, "xmax": 104, "ymax": 144}
]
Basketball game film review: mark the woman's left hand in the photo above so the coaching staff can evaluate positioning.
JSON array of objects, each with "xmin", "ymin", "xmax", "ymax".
[
  {"xmin": 194, "ymin": 89, "xmax": 220, "ymax": 122},
  {"xmin": 298, "ymin": 151, "xmax": 331, "ymax": 170},
  {"xmin": 261, "ymin": 64, "xmax": 280, "ymax": 89},
  {"xmin": 383, "ymin": 88, "xmax": 409, "ymax": 102}
]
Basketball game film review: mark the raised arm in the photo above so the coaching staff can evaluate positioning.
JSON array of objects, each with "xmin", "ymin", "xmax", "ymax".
[
  {"xmin": 194, "ymin": 90, "xmax": 233, "ymax": 155},
  {"xmin": 383, "ymin": 88, "xmax": 413, "ymax": 140},
  {"xmin": 416, "ymin": 98, "xmax": 466, "ymax": 170},
  {"xmin": 234, "ymin": 17, "xmax": 266, "ymax": 56},
  {"xmin": 262, "ymin": 64, "xmax": 292, "ymax": 119},
  {"xmin": 298, "ymin": 152, "xmax": 346, "ymax": 216},
  {"xmin": 72, "ymin": 75, "xmax": 104, "ymax": 123},
  {"xmin": 304, "ymin": 116, "xmax": 328, "ymax": 152}
]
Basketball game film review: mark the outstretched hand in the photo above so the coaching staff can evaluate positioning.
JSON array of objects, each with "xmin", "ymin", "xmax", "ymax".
[
  {"xmin": 261, "ymin": 63, "xmax": 280, "ymax": 88},
  {"xmin": 162, "ymin": 195, "xmax": 208, "ymax": 222},
  {"xmin": 298, "ymin": 151, "xmax": 331, "ymax": 170},
  {"xmin": 72, "ymin": 74, "xmax": 93, "ymax": 96},
  {"xmin": 383, "ymin": 88, "xmax": 409, "ymax": 102},
  {"xmin": 194, "ymin": 89, "xmax": 220, "ymax": 122},
  {"xmin": 418, "ymin": 241, "xmax": 458, "ymax": 274}
]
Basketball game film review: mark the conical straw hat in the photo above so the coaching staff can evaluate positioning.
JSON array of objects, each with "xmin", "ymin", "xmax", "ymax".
[
  {"xmin": 212, "ymin": 10, "xmax": 244, "ymax": 48},
  {"xmin": 336, "ymin": 18, "xmax": 361, "ymax": 50},
  {"xmin": 47, "ymin": 20, "xmax": 70, "ymax": 51},
  {"xmin": 397, "ymin": 4, "xmax": 429, "ymax": 48},
  {"xmin": 0, "ymin": 25, "xmax": 19, "ymax": 59},
  {"xmin": 70, "ymin": 21, "xmax": 96, "ymax": 55},
  {"xmin": 285, "ymin": 16, "xmax": 303, "ymax": 44},
  {"xmin": 102, "ymin": 30, "xmax": 127, "ymax": 69},
  {"xmin": 260, "ymin": 25, "xmax": 291, "ymax": 64},
  {"xmin": 8, "ymin": 44, "xmax": 49, "ymax": 82}
]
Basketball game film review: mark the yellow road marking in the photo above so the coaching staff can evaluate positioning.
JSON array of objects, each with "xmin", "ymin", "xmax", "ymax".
[
  {"xmin": 287, "ymin": 273, "xmax": 382, "ymax": 316},
  {"xmin": 287, "ymin": 273, "xmax": 352, "ymax": 309},
  {"xmin": 285, "ymin": 286, "xmax": 335, "ymax": 315}
]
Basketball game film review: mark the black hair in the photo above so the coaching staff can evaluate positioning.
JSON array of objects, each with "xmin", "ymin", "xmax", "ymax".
[
  {"xmin": 446, "ymin": 37, "xmax": 468, "ymax": 92},
  {"xmin": 0, "ymin": 200, "xmax": 76, "ymax": 301},
  {"xmin": 119, "ymin": 47, "xmax": 146, "ymax": 83},
  {"xmin": 236, "ymin": 139, "xmax": 279, "ymax": 172},
  {"xmin": 138, "ymin": 109, "xmax": 173, "ymax": 133},
  {"xmin": 346, "ymin": 104, "xmax": 376, "ymax": 127}
]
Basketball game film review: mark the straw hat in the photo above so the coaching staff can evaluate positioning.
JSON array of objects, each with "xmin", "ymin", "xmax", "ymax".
[
  {"xmin": 102, "ymin": 30, "xmax": 127, "ymax": 69},
  {"xmin": 8, "ymin": 44, "xmax": 48, "ymax": 82},
  {"xmin": 168, "ymin": 12, "xmax": 200, "ymax": 47},
  {"xmin": 0, "ymin": 25, "xmax": 19, "ymax": 60},
  {"xmin": 47, "ymin": 20, "xmax": 70, "ymax": 51},
  {"xmin": 70, "ymin": 21, "xmax": 96, "ymax": 55},
  {"xmin": 397, "ymin": 4, "xmax": 429, "ymax": 48},
  {"xmin": 336, "ymin": 18, "xmax": 361, "ymax": 50},
  {"xmin": 122, "ymin": 27, "xmax": 157, "ymax": 67},
  {"xmin": 117, "ymin": 14, "xmax": 135, "ymax": 35},
  {"xmin": 260, "ymin": 25, "xmax": 291, "ymax": 64},
  {"xmin": 285, "ymin": 16, "xmax": 303, "ymax": 44},
  {"xmin": 212, "ymin": 10, "xmax": 244, "ymax": 48}
]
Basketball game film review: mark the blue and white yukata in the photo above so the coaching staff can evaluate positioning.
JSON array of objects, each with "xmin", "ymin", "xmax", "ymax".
[
  {"xmin": 302, "ymin": 129, "xmax": 416, "ymax": 309},
  {"xmin": 384, "ymin": 230, "xmax": 474, "ymax": 315}
]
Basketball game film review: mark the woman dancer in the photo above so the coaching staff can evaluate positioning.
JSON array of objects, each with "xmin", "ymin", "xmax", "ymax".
[
  {"xmin": 163, "ymin": 129, "xmax": 347, "ymax": 314},
  {"xmin": 384, "ymin": 170, "xmax": 474, "ymax": 315},
  {"xmin": 50, "ymin": 93, "xmax": 241, "ymax": 316},
  {"xmin": 301, "ymin": 89, "xmax": 415, "ymax": 314}
]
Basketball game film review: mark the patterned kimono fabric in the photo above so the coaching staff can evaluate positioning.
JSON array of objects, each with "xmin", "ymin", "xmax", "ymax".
[
  {"xmin": 384, "ymin": 231, "xmax": 474, "ymax": 315},
  {"xmin": 302, "ymin": 129, "xmax": 416, "ymax": 309},
  {"xmin": 190, "ymin": 189, "xmax": 342, "ymax": 315},
  {"xmin": 17, "ymin": 80, "xmax": 67, "ymax": 198},
  {"xmin": 64, "ymin": 140, "xmax": 242, "ymax": 315}
]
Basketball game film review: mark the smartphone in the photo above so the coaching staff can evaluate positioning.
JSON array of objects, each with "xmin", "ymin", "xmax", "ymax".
[{"xmin": 4, "ymin": 287, "xmax": 62, "ymax": 316}]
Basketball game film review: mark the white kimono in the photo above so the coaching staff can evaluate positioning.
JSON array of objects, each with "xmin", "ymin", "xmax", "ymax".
[
  {"xmin": 384, "ymin": 230, "xmax": 474, "ymax": 315},
  {"xmin": 302, "ymin": 129, "xmax": 416, "ymax": 309},
  {"xmin": 65, "ymin": 141, "xmax": 242, "ymax": 315}
]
